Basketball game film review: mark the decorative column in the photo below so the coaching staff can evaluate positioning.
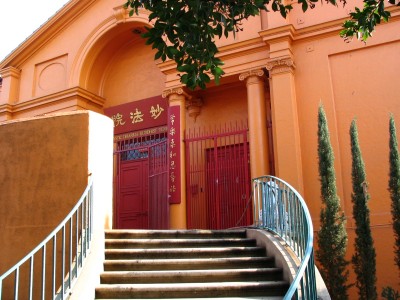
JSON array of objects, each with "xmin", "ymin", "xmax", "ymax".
[
  {"xmin": 266, "ymin": 56, "xmax": 304, "ymax": 193},
  {"xmin": 0, "ymin": 67, "xmax": 20, "ymax": 121},
  {"xmin": 239, "ymin": 69, "xmax": 270, "ymax": 178},
  {"xmin": 162, "ymin": 87, "xmax": 190, "ymax": 229}
]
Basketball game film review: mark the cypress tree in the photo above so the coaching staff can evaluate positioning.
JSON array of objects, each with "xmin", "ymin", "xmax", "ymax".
[
  {"xmin": 389, "ymin": 116, "xmax": 400, "ymax": 270},
  {"xmin": 350, "ymin": 119, "xmax": 377, "ymax": 300},
  {"xmin": 316, "ymin": 105, "xmax": 349, "ymax": 299}
]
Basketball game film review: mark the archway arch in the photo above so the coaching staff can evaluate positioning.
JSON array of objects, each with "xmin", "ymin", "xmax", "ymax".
[{"xmin": 71, "ymin": 13, "xmax": 166, "ymax": 106}]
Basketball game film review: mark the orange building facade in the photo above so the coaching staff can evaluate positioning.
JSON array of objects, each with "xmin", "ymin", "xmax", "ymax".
[{"xmin": 1, "ymin": 0, "xmax": 400, "ymax": 295}]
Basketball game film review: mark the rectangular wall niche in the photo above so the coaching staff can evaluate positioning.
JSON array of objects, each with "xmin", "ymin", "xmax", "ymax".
[{"xmin": 33, "ymin": 54, "xmax": 68, "ymax": 98}]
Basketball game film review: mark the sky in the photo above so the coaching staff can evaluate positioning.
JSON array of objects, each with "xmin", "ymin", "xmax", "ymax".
[{"xmin": 0, "ymin": 0, "xmax": 70, "ymax": 62}]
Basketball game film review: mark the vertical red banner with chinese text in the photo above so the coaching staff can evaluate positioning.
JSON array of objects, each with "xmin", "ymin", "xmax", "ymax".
[{"xmin": 168, "ymin": 106, "xmax": 181, "ymax": 204}]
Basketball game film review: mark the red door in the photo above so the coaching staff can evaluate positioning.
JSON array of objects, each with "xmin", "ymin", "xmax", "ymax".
[
  {"xmin": 206, "ymin": 143, "xmax": 250, "ymax": 229},
  {"xmin": 117, "ymin": 159, "xmax": 149, "ymax": 229}
]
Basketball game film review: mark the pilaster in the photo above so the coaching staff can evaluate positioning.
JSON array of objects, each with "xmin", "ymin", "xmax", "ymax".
[
  {"xmin": 0, "ymin": 67, "xmax": 21, "ymax": 106},
  {"xmin": 265, "ymin": 52, "xmax": 303, "ymax": 193},
  {"xmin": 162, "ymin": 87, "xmax": 190, "ymax": 229}
]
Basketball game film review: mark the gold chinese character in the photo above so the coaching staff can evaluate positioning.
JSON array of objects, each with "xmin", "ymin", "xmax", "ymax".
[
  {"xmin": 112, "ymin": 113, "xmax": 125, "ymax": 127},
  {"xmin": 170, "ymin": 151, "xmax": 176, "ymax": 159},
  {"xmin": 170, "ymin": 160, "xmax": 175, "ymax": 170},
  {"xmin": 130, "ymin": 109, "xmax": 144, "ymax": 124},
  {"xmin": 170, "ymin": 185, "xmax": 176, "ymax": 193},
  {"xmin": 150, "ymin": 104, "xmax": 164, "ymax": 119},
  {"xmin": 170, "ymin": 139, "xmax": 176, "ymax": 149},
  {"xmin": 170, "ymin": 172, "xmax": 176, "ymax": 183},
  {"xmin": 169, "ymin": 127, "xmax": 176, "ymax": 136},
  {"xmin": 170, "ymin": 114, "xmax": 176, "ymax": 125}
]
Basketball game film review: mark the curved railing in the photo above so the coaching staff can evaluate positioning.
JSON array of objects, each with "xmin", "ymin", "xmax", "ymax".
[
  {"xmin": 253, "ymin": 175, "xmax": 317, "ymax": 300},
  {"xmin": 0, "ymin": 178, "xmax": 94, "ymax": 300}
]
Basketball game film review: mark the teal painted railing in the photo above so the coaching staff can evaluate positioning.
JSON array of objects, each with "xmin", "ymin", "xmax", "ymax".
[
  {"xmin": 0, "ymin": 178, "xmax": 93, "ymax": 300},
  {"xmin": 253, "ymin": 175, "xmax": 317, "ymax": 300}
]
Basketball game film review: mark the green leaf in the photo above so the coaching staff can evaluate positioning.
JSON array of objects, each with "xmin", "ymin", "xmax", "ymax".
[
  {"xmin": 154, "ymin": 51, "xmax": 163, "ymax": 60},
  {"xmin": 177, "ymin": 64, "xmax": 193, "ymax": 73},
  {"xmin": 302, "ymin": 1, "xmax": 308, "ymax": 12}
]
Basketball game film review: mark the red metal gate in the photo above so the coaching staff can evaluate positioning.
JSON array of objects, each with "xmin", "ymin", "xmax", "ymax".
[
  {"xmin": 148, "ymin": 139, "xmax": 169, "ymax": 229},
  {"xmin": 114, "ymin": 130, "xmax": 169, "ymax": 229},
  {"xmin": 185, "ymin": 122, "xmax": 252, "ymax": 229}
]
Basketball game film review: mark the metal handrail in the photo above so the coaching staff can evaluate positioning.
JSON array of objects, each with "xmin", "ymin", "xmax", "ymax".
[
  {"xmin": 0, "ymin": 178, "xmax": 94, "ymax": 300},
  {"xmin": 253, "ymin": 175, "xmax": 317, "ymax": 300}
]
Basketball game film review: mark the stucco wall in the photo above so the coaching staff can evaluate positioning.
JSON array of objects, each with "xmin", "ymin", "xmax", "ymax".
[
  {"xmin": 0, "ymin": 110, "xmax": 113, "ymax": 298},
  {"xmin": 0, "ymin": 112, "xmax": 89, "ymax": 273},
  {"xmin": 292, "ymin": 18, "xmax": 400, "ymax": 296}
]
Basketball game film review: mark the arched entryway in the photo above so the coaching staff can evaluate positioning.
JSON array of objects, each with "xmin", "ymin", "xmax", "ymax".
[{"xmin": 75, "ymin": 16, "xmax": 169, "ymax": 229}]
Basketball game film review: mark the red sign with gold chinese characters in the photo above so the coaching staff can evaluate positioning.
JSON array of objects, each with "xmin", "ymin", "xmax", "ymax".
[
  {"xmin": 168, "ymin": 105, "xmax": 181, "ymax": 204},
  {"xmin": 104, "ymin": 95, "xmax": 168, "ymax": 135}
]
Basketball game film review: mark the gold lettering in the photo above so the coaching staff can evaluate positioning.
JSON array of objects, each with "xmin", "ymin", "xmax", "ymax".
[
  {"xmin": 150, "ymin": 104, "xmax": 165, "ymax": 119},
  {"xmin": 130, "ymin": 108, "xmax": 144, "ymax": 124},
  {"xmin": 170, "ymin": 114, "xmax": 176, "ymax": 125},
  {"xmin": 170, "ymin": 139, "xmax": 176, "ymax": 149},
  {"xmin": 111, "ymin": 113, "xmax": 125, "ymax": 127}
]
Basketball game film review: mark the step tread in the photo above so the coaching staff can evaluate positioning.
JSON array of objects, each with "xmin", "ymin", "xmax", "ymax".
[
  {"xmin": 101, "ymin": 268, "xmax": 282, "ymax": 276},
  {"xmin": 105, "ymin": 229, "xmax": 247, "ymax": 239},
  {"xmin": 104, "ymin": 257, "xmax": 274, "ymax": 264},
  {"xmin": 96, "ymin": 281, "xmax": 289, "ymax": 289},
  {"xmin": 100, "ymin": 268, "xmax": 283, "ymax": 284},
  {"xmin": 105, "ymin": 246, "xmax": 264, "ymax": 253},
  {"xmin": 103, "ymin": 257, "xmax": 276, "ymax": 271},
  {"xmin": 105, "ymin": 238, "xmax": 255, "ymax": 243},
  {"xmin": 100, "ymin": 268, "xmax": 282, "ymax": 278}
]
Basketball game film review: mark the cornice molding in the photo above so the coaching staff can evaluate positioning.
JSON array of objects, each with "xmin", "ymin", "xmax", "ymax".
[
  {"xmin": 0, "ymin": 104, "xmax": 13, "ymax": 116},
  {"xmin": 260, "ymin": 7, "xmax": 400, "ymax": 43},
  {"xmin": 0, "ymin": 67, "xmax": 21, "ymax": 79},
  {"xmin": 157, "ymin": 37, "xmax": 267, "ymax": 75},
  {"xmin": 1, "ymin": 87, "xmax": 105, "ymax": 117},
  {"xmin": 266, "ymin": 57, "xmax": 295, "ymax": 75},
  {"xmin": 259, "ymin": 24, "xmax": 296, "ymax": 44}
]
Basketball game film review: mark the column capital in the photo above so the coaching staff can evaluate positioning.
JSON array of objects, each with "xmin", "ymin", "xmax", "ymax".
[
  {"xmin": 266, "ymin": 57, "xmax": 295, "ymax": 76},
  {"xmin": 239, "ymin": 69, "xmax": 264, "ymax": 82},
  {"xmin": 162, "ymin": 87, "xmax": 191, "ymax": 99}
]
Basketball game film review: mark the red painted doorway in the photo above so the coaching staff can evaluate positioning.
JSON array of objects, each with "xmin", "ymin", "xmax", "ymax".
[
  {"xmin": 114, "ymin": 130, "xmax": 169, "ymax": 229},
  {"xmin": 117, "ymin": 159, "xmax": 149, "ymax": 229}
]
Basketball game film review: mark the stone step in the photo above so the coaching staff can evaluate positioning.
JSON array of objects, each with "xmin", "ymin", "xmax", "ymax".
[
  {"xmin": 105, "ymin": 238, "xmax": 257, "ymax": 249},
  {"xmin": 100, "ymin": 268, "xmax": 284, "ymax": 284},
  {"xmin": 105, "ymin": 247, "xmax": 266, "ymax": 260},
  {"xmin": 105, "ymin": 229, "xmax": 247, "ymax": 240},
  {"xmin": 95, "ymin": 281, "xmax": 289, "ymax": 299},
  {"xmin": 103, "ymin": 257, "xmax": 276, "ymax": 271}
]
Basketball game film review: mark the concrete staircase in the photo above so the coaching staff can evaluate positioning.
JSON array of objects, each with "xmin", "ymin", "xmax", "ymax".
[{"xmin": 95, "ymin": 229, "xmax": 289, "ymax": 299}]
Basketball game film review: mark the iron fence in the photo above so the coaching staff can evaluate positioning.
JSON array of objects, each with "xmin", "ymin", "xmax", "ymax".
[
  {"xmin": 253, "ymin": 175, "xmax": 317, "ymax": 300},
  {"xmin": 0, "ymin": 179, "xmax": 93, "ymax": 300},
  {"xmin": 185, "ymin": 122, "xmax": 251, "ymax": 229}
]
